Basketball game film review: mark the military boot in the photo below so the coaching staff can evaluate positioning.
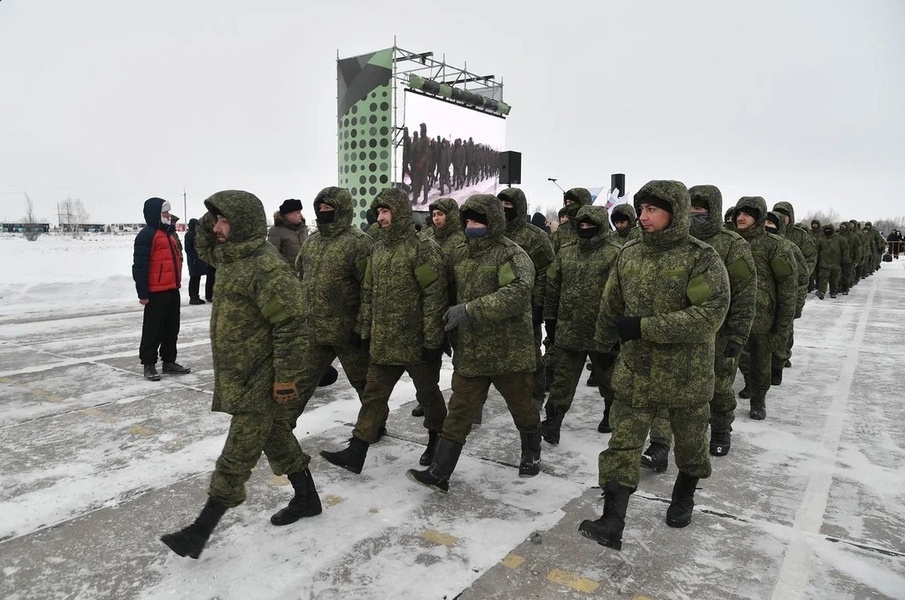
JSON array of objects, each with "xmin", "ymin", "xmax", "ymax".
[
  {"xmin": 160, "ymin": 497, "xmax": 228, "ymax": 559},
  {"xmin": 709, "ymin": 430, "xmax": 731, "ymax": 457},
  {"xmin": 411, "ymin": 403, "xmax": 425, "ymax": 417},
  {"xmin": 585, "ymin": 363, "xmax": 597, "ymax": 387},
  {"xmin": 540, "ymin": 404, "xmax": 567, "ymax": 445},
  {"xmin": 419, "ymin": 430, "xmax": 440, "ymax": 466},
  {"xmin": 406, "ymin": 437, "xmax": 463, "ymax": 493},
  {"xmin": 816, "ymin": 291, "xmax": 825, "ymax": 300},
  {"xmin": 518, "ymin": 431, "xmax": 542, "ymax": 477},
  {"xmin": 640, "ymin": 442, "xmax": 669, "ymax": 472},
  {"xmin": 738, "ymin": 385, "xmax": 752, "ymax": 399},
  {"xmin": 597, "ymin": 398, "xmax": 613, "ymax": 433},
  {"xmin": 320, "ymin": 436, "xmax": 369, "ymax": 474},
  {"xmin": 665, "ymin": 471, "xmax": 700, "ymax": 528},
  {"xmin": 143, "ymin": 364, "xmax": 160, "ymax": 381},
  {"xmin": 750, "ymin": 394, "xmax": 767, "ymax": 420},
  {"xmin": 162, "ymin": 362, "xmax": 191, "ymax": 374},
  {"xmin": 271, "ymin": 469, "xmax": 322, "ymax": 526},
  {"xmin": 770, "ymin": 367, "xmax": 783, "ymax": 386},
  {"xmin": 578, "ymin": 479, "xmax": 632, "ymax": 551}
]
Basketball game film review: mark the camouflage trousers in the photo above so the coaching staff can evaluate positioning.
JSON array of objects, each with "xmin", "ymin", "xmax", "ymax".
[
  {"xmin": 209, "ymin": 405, "xmax": 310, "ymax": 508},
  {"xmin": 443, "ymin": 371, "xmax": 540, "ymax": 445},
  {"xmin": 817, "ymin": 267, "xmax": 841, "ymax": 295},
  {"xmin": 352, "ymin": 361, "xmax": 446, "ymax": 443},
  {"xmin": 288, "ymin": 340, "xmax": 369, "ymax": 428},
  {"xmin": 771, "ymin": 325, "xmax": 793, "ymax": 369},
  {"xmin": 841, "ymin": 264, "xmax": 852, "ymax": 291},
  {"xmin": 650, "ymin": 340, "xmax": 738, "ymax": 446},
  {"xmin": 740, "ymin": 333, "xmax": 773, "ymax": 396},
  {"xmin": 546, "ymin": 347, "xmax": 614, "ymax": 413},
  {"xmin": 599, "ymin": 397, "xmax": 711, "ymax": 489}
]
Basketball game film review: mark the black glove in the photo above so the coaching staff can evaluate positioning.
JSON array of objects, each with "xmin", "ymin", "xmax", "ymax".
[
  {"xmin": 724, "ymin": 340, "xmax": 743, "ymax": 358},
  {"xmin": 532, "ymin": 305, "xmax": 543, "ymax": 327},
  {"xmin": 421, "ymin": 346, "xmax": 444, "ymax": 363},
  {"xmin": 616, "ymin": 316, "xmax": 642, "ymax": 342},
  {"xmin": 544, "ymin": 319, "xmax": 557, "ymax": 345}
]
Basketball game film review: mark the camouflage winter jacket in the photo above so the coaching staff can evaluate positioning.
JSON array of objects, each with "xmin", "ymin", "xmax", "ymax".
[
  {"xmin": 195, "ymin": 190, "xmax": 307, "ymax": 415},
  {"xmin": 767, "ymin": 211, "xmax": 809, "ymax": 317},
  {"xmin": 844, "ymin": 221, "xmax": 863, "ymax": 266},
  {"xmin": 734, "ymin": 196, "xmax": 798, "ymax": 338},
  {"xmin": 358, "ymin": 188, "xmax": 448, "ymax": 365},
  {"xmin": 425, "ymin": 197, "xmax": 466, "ymax": 257},
  {"xmin": 295, "ymin": 187, "xmax": 373, "ymax": 346},
  {"xmin": 552, "ymin": 187, "xmax": 593, "ymax": 254},
  {"xmin": 498, "ymin": 187, "xmax": 555, "ymax": 312},
  {"xmin": 772, "ymin": 202, "xmax": 818, "ymax": 275},
  {"xmin": 689, "ymin": 185, "xmax": 757, "ymax": 347},
  {"xmin": 448, "ymin": 195, "xmax": 536, "ymax": 377},
  {"xmin": 835, "ymin": 224, "xmax": 852, "ymax": 266},
  {"xmin": 816, "ymin": 227, "xmax": 845, "ymax": 270},
  {"xmin": 595, "ymin": 181, "xmax": 730, "ymax": 408},
  {"xmin": 611, "ymin": 203, "xmax": 642, "ymax": 245},
  {"xmin": 545, "ymin": 205, "xmax": 622, "ymax": 351}
]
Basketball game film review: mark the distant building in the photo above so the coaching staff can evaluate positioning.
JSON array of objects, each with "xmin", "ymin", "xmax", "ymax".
[
  {"xmin": 110, "ymin": 223, "xmax": 146, "ymax": 233},
  {"xmin": 1, "ymin": 222, "xmax": 51, "ymax": 233}
]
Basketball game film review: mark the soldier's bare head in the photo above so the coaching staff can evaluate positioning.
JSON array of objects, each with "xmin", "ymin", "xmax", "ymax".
[
  {"xmin": 431, "ymin": 209, "xmax": 447, "ymax": 229},
  {"xmin": 213, "ymin": 216, "xmax": 231, "ymax": 242}
]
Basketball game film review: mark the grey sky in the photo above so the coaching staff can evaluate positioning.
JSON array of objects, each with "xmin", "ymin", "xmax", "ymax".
[{"xmin": 1, "ymin": 0, "xmax": 903, "ymax": 224}]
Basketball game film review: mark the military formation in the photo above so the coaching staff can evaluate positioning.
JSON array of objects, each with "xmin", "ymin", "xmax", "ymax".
[{"xmin": 155, "ymin": 183, "xmax": 889, "ymax": 560}]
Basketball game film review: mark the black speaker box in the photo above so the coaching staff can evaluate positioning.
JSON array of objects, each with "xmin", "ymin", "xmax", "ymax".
[
  {"xmin": 499, "ymin": 151, "xmax": 522, "ymax": 185},
  {"xmin": 611, "ymin": 173, "xmax": 626, "ymax": 197}
]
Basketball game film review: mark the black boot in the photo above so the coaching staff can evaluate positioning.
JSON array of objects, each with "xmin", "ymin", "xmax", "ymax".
[
  {"xmin": 750, "ymin": 394, "xmax": 766, "ymax": 420},
  {"xmin": 189, "ymin": 297, "xmax": 206, "ymax": 305},
  {"xmin": 540, "ymin": 404, "xmax": 567, "ymax": 445},
  {"xmin": 320, "ymin": 436, "xmax": 369, "ymax": 474},
  {"xmin": 411, "ymin": 403, "xmax": 425, "ymax": 417},
  {"xmin": 419, "ymin": 430, "xmax": 439, "ymax": 466},
  {"xmin": 407, "ymin": 437, "xmax": 463, "ymax": 493},
  {"xmin": 640, "ymin": 442, "xmax": 669, "ymax": 472},
  {"xmin": 666, "ymin": 472, "xmax": 699, "ymax": 528},
  {"xmin": 518, "ymin": 431, "xmax": 542, "ymax": 477},
  {"xmin": 709, "ymin": 430, "xmax": 731, "ymax": 457},
  {"xmin": 738, "ymin": 385, "xmax": 752, "ymax": 399},
  {"xmin": 578, "ymin": 479, "xmax": 632, "ymax": 551},
  {"xmin": 597, "ymin": 398, "xmax": 613, "ymax": 433},
  {"xmin": 162, "ymin": 362, "xmax": 191, "ymax": 375},
  {"xmin": 585, "ymin": 363, "xmax": 597, "ymax": 387},
  {"xmin": 160, "ymin": 498, "xmax": 228, "ymax": 559},
  {"xmin": 270, "ymin": 469, "xmax": 322, "ymax": 526},
  {"xmin": 143, "ymin": 364, "xmax": 160, "ymax": 381},
  {"xmin": 771, "ymin": 367, "xmax": 783, "ymax": 386}
]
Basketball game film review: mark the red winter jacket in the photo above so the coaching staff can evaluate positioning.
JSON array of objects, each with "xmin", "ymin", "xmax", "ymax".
[{"xmin": 148, "ymin": 229, "xmax": 182, "ymax": 292}]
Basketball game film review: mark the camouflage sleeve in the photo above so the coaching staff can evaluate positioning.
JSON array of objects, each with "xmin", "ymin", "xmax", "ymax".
[
  {"xmin": 530, "ymin": 235, "xmax": 555, "ymax": 310},
  {"xmin": 792, "ymin": 245, "xmax": 808, "ymax": 315},
  {"xmin": 543, "ymin": 253, "xmax": 563, "ymax": 321},
  {"xmin": 416, "ymin": 239, "xmax": 449, "ymax": 350},
  {"xmin": 252, "ymin": 261, "xmax": 306, "ymax": 384},
  {"xmin": 354, "ymin": 234, "xmax": 373, "ymax": 285},
  {"xmin": 594, "ymin": 255, "xmax": 626, "ymax": 352},
  {"xmin": 838, "ymin": 238, "xmax": 851, "ymax": 265},
  {"xmin": 357, "ymin": 254, "xmax": 374, "ymax": 340},
  {"xmin": 194, "ymin": 212, "xmax": 219, "ymax": 267},
  {"xmin": 850, "ymin": 235, "xmax": 861, "ymax": 264},
  {"xmin": 724, "ymin": 238, "xmax": 757, "ymax": 346},
  {"xmin": 467, "ymin": 247, "xmax": 534, "ymax": 324},
  {"xmin": 641, "ymin": 248, "xmax": 730, "ymax": 344},
  {"xmin": 772, "ymin": 243, "xmax": 799, "ymax": 335},
  {"xmin": 800, "ymin": 232, "xmax": 818, "ymax": 273}
]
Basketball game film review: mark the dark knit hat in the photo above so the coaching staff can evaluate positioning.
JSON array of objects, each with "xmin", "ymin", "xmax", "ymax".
[
  {"xmin": 737, "ymin": 206, "xmax": 761, "ymax": 221},
  {"xmin": 461, "ymin": 209, "xmax": 488, "ymax": 226},
  {"xmin": 637, "ymin": 196, "xmax": 673, "ymax": 214},
  {"xmin": 279, "ymin": 198, "xmax": 303, "ymax": 215},
  {"xmin": 764, "ymin": 212, "xmax": 780, "ymax": 228}
]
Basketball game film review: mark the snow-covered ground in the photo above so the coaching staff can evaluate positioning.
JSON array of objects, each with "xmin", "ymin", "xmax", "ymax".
[{"xmin": 0, "ymin": 234, "xmax": 903, "ymax": 600}]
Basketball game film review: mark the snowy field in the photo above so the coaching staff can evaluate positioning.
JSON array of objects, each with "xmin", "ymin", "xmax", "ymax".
[{"xmin": 0, "ymin": 234, "xmax": 904, "ymax": 599}]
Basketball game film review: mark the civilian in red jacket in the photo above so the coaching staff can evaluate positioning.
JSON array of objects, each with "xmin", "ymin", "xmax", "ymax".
[{"xmin": 132, "ymin": 197, "xmax": 191, "ymax": 381}]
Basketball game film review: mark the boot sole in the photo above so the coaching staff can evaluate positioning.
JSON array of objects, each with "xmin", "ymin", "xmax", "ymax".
[
  {"xmin": 578, "ymin": 525, "xmax": 622, "ymax": 551},
  {"xmin": 319, "ymin": 451, "xmax": 364, "ymax": 474},
  {"xmin": 160, "ymin": 534, "xmax": 201, "ymax": 559},
  {"xmin": 666, "ymin": 517, "xmax": 691, "ymax": 528},
  {"xmin": 405, "ymin": 469, "xmax": 448, "ymax": 493}
]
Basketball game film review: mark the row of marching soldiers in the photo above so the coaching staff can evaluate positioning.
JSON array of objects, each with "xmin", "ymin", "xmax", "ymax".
[{"xmin": 159, "ymin": 181, "xmax": 886, "ymax": 560}]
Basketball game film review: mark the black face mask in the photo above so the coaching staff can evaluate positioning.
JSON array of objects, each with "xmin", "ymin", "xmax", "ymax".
[
  {"xmin": 577, "ymin": 225, "xmax": 600, "ymax": 239},
  {"xmin": 765, "ymin": 225, "xmax": 778, "ymax": 234},
  {"xmin": 824, "ymin": 229, "xmax": 833, "ymax": 236},
  {"xmin": 503, "ymin": 206, "xmax": 518, "ymax": 222},
  {"xmin": 316, "ymin": 209, "xmax": 336, "ymax": 224}
]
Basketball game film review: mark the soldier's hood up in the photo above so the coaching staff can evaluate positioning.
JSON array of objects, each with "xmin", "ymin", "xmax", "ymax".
[
  {"xmin": 498, "ymin": 187, "xmax": 529, "ymax": 232},
  {"xmin": 575, "ymin": 205, "xmax": 612, "ymax": 251},
  {"xmin": 735, "ymin": 196, "xmax": 768, "ymax": 241},
  {"xmin": 312, "ymin": 186, "xmax": 354, "ymax": 237},
  {"xmin": 688, "ymin": 184, "xmax": 723, "ymax": 240},
  {"xmin": 143, "ymin": 197, "xmax": 168, "ymax": 229},
  {"xmin": 610, "ymin": 202, "xmax": 637, "ymax": 235},
  {"xmin": 562, "ymin": 187, "xmax": 592, "ymax": 222},
  {"xmin": 765, "ymin": 210, "xmax": 788, "ymax": 236},
  {"xmin": 204, "ymin": 190, "xmax": 268, "ymax": 261},
  {"xmin": 371, "ymin": 187, "xmax": 415, "ymax": 242},
  {"xmin": 428, "ymin": 196, "xmax": 462, "ymax": 242},
  {"xmin": 772, "ymin": 201, "xmax": 797, "ymax": 225},
  {"xmin": 459, "ymin": 194, "xmax": 506, "ymax": 249},
  {"xmin": 633, "ymin": 180, "xmax": 690, "ymax": 250}
]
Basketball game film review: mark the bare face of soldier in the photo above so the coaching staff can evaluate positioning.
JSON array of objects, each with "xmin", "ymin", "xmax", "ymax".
[
  {"xmin": 377, "ymin": 207, "xmax": 393, "ymax": 228},
  {"xmin": 465, "ymin": 217, "xmax": 487, "ymax": 230},
  {"xmin": 638, "ymin": 203, "xmax": 671, "ymax": 232},
  {"xmin": 735, "ymin": 210, "xmax": 756, "ymax": 231},
  {"xmin": 431, "ymin": 209, "xmax": 447, "ymax": 229},
  {"xmin": 559, "ymin": 214, "xmax": 569, "ymax": 225},
  {"xmin": 213, "ymin": 215, "xmax": 231, "ymax": 242},
  {"xmin": 317, "ymin": 202, "xmax": 335, "ymax": 213},
  {"xmin": 780, "ymin": 213, "xmax": 791, "ymax": 225},
  {"xmin": 612, "ymin": 218, "xmax": 630, "ymax": 232},
  {"xmin": 564, "ymin": 198, "xmax": 576, "ymax": 207}
]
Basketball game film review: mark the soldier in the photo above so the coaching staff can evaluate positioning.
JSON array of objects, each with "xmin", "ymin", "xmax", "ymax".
[
  {"xmin": 723, "ymin": 207, "xmax": 735, "ymax": 228},
  {"xmin": 578, "ymin": 181, "xmax": 730, "ymax": 551},
  {"xmin": 288, "ymin": 187, "xmax": 373, "ymax": 426},
  {"xmin": 161, "ymin": 190, "xmax": 322, "ymax": 560},
  {"xmin": 866, "ymin": 222, "xmax": 886, "ymax": 272},
  {"xmin": 407, "ymin": 194, "xmax": 541, "ymax": 492},
  {"xmin": 425, "ymin": 197, "xmax": 466, "ymax": 256},
  {"xmin": 733, "ymin": 197, "xmax": 797, "ymax": 420},
  {"xmin": 498, "ymin": 188, "xmax": 556, "ymax": 413},
  {"xmin": 771, "ymin": 202, "xmax": 817, "ymax": 358},
  {"xmin": 267, "ymin": 199, "xmax": 308, "ymax": 273},
  {"xmin": 815, "ymin": 223, "xmax": 845, "ymax": 299},
  {"xmin": 319, "ymin": 188, "xmax": 449, "ymax": 473},
  {"xmin": 551, "ymin": 188, "xmax": 593, "ymax": 254},
  {"xmin": 641, "ymin": 185, "xmax": 755, "ymax": 471},
  {"xmin": 611, "ymin": 203, "xmax": 642, "ymax": 243},
  {"xmin": 836, "ymin": 222, "xmax": 853, "ymax": 295},
  {"xmin": 845, "ymin": 219, "xmax": 863, "ymax": 289},
  {"xmin": 541, "ymin": 205, "xmax": 622, "ymax": 444}
]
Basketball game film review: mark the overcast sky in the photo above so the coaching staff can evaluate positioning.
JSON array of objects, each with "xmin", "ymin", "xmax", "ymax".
[{"xmin": 1, "ymin": 0, "xmax": 903, "ymax": 224}]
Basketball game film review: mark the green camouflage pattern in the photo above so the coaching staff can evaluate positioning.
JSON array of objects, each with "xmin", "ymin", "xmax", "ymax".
[
  {"xmin": 353, "ymin": 362, "xmax": 446, "ymax": 443},
  {"xmin": 547, "ymin": 348, "xmax": 615, "ymax": 411},
  {"xmin": 448, "ymin": 194, "xmax": 537, "ymax": 377},
  {"xmin": 767, "ymin": 211, "xmax": 809, "ymax": 316},
  {"xmin": 443, "ymin": 372, "xmax": 539, "ymax": 444},
  {"xmin": 426, "ymin": 197, "xmax": 466, "ymax": 256},
  {"xmin": 595, "ymin": 180, "xmax": 731, "ymax": 409},
  {"xmin": 498, "ymin": 187, "xmax": 555, "ymax": 310},
  {"xmin": 552, "ymin": 187, "xmax": 593, "ymax": 253},
  {"xmin": 194, "ymin": 190, "xmax": 307, "ymax": 415},
  {"xmin": 358, "ymin": 188, "xmax": 449, "ymax": 365},
  {"xmin": 611, "ymin": 203, "xmax": 642, "ymax": 244},
  {"xmin": 772, "ymin": 202, "xmax": 818, "ymax": 275},
  {"xmin": 545, "ymin": 205, "xmax": 621, "ymax": 351},
  {"xmin": 816, "ymin": 226, "xmax": 845, "ymax": 271}
]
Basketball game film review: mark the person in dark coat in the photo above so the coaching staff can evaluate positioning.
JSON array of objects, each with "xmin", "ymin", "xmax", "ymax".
[{"xmin": 185, "ymin": 218, "xmax": 213, "ymax": 305}]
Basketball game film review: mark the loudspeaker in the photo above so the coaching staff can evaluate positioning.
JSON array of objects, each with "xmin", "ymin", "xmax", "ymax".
[
  {"xmin": 499, "ymin": 151, "xmax": 522, "ymax": 185},
  {"xmin": 611, "ymin": 173, "xmax": 626, "ymax": 197}
]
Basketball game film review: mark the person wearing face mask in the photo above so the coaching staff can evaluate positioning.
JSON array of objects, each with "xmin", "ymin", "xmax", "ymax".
[
  {"xmin": 772, "ymin": 202, "xmax": 817, "ymax": 298},
  {"xmin": 132, "ymin": 197, "xmax": 191, "ymax": 381},
  {"xmin": 580, "ymin": 181, "xmax": 730, "ymax": 551},
  {"xmin": 815, "ymin": 223, "xmax": 845, "ymax": 299},
  {"xmin": 284, "ymin": 187, "xmax": 373, "ymax": 428},
  {"xmin": 732, "ymin": 197, "xmax": 797, "ymax": 419},
  {"xmin": 407, "ymin": 195, "xmax": 541, "ymax": 493},
  {"xmin": 610, "ymin": 203, "xmax": 642, "ymax": 245},
  {"xmin": 540, "ymin": 205, "xmax": 622, "ymax": 445},
  {"xmin": 320, "ymin": 188, "xmax": 449, "ymax": 475},
  {"xmin": 641, "ymin": 185, "xmax": 755, "ymax": 470},
  {"xmin": 835, "ymin": 222, "xmax": 853, "ymax": 295},
  {"xmin": 552, "ymin": 187, "xmax": 593, "ymax": 254}
]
